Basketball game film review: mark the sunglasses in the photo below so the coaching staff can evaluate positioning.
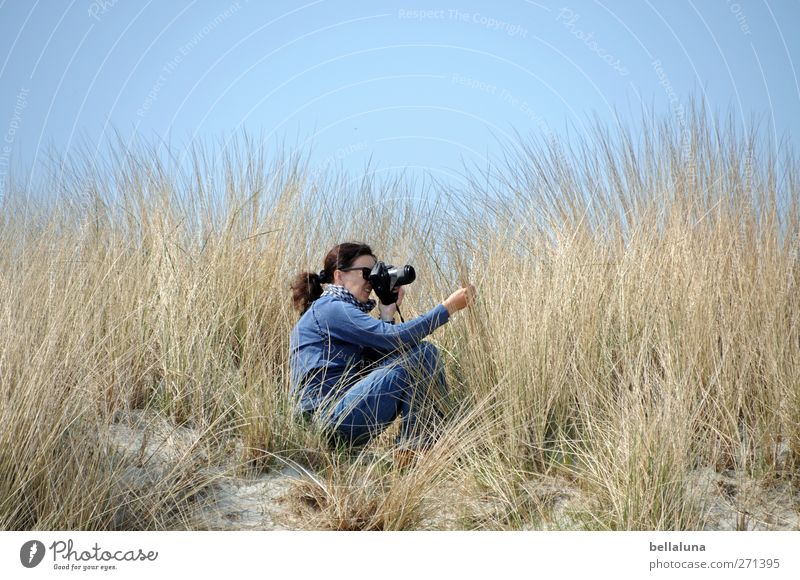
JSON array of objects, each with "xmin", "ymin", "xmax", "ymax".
[{"xmin": 338, "ymin": 266, "xmax": 373, "ymax": 280}]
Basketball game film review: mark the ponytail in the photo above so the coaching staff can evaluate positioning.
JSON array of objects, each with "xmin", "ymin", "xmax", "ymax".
[{"xmin": 290, "ymin": 271, "xmax": 325, "ymax": 314}]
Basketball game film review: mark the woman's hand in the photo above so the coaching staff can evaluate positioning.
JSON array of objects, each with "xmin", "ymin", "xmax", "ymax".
[
  {"xmin": 378, "ymin": 286, "xmax": 405, "ymax": 322},
  {"xmin": 443, "ymin": 283, "xmax": 476, "ymax": 315}
]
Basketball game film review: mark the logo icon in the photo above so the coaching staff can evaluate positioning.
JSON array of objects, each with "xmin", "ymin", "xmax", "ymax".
[{"xmin": 20, "ymin": 540, "xmax": 46, "ymax": 568}]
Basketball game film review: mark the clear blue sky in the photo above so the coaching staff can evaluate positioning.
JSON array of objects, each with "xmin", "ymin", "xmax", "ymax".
[{"xmin": 1, "ymin": 0, "xmax": 798, "ymax": 195}]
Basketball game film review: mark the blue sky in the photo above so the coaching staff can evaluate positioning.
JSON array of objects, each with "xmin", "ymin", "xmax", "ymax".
[{"xmin": 1, "ymin": 0, "xmax": 798, "ymax": 195}]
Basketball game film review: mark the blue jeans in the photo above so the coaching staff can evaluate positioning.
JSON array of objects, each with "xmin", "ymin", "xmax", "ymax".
[{"xmin": 322, "ymin": 341, "xmax": 447, "ymax": 447}]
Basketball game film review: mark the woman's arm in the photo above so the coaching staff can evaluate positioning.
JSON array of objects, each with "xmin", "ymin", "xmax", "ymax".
[{"xmin": 318, "ymin": 300, "xmax": 450, "ymax": 352}]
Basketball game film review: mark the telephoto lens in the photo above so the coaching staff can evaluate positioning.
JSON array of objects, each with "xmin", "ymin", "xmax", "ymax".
[
  {"xmin": 369, "ymin": 261, "xmax": 416, "ymax": 305},
  {"xmin": 390, "ymin": 264, "xmax": 416, "ymax": 288}
]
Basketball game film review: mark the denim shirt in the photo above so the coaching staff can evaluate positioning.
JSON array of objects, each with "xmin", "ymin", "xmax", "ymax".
[{"xmin": 289, "ymin": 294, "xmax": 450, "ymax": 412}]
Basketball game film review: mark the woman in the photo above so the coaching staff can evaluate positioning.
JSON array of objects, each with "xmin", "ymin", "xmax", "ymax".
[{"xmin": 289, "ymin": 242, "xmax": 475, "ymax": 451}]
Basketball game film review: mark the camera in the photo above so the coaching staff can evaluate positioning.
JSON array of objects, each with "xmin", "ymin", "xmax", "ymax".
[{"xmin": 368, "ymin": 261, "xmax": 416, "ymax": 305}]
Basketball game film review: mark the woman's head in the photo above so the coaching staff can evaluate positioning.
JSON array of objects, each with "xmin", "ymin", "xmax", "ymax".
[
  {"xmin": 290, "ymin": 242, "xmax": 376, "ymax": 313},
  {"xmin": 332, "ymin": 251, "xmax": 377, "ymax": 305}
]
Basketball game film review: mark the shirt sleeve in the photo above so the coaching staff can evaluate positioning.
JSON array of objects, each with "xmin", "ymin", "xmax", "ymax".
[{"xmin": 318, "ymin": 300, "xmax": 450, "ymax": 351}]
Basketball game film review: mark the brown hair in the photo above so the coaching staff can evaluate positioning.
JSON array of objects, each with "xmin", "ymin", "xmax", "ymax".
[{"xmin": 290, "ymin": 242, "xmax": 375, "ymax": 314}]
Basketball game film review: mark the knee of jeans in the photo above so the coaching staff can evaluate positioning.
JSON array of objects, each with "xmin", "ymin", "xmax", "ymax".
[{"xmin": 411, "ymin": 340, "xmax": 441, "ymax": 371}]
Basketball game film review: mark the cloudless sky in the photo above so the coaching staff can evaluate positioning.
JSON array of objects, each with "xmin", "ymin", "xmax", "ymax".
[{"xmin": 0, "ymin": 0, "xmax": 798, "ymax": 195}]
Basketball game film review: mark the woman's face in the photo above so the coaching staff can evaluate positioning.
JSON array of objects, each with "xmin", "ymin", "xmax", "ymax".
[{"xmin": 334, "ymin": 254, "xmax": 376, "ymax": 303}]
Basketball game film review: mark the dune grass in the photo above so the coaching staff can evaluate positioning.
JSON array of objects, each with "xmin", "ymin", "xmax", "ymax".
[{"xmin": 1, "ymin": 106, "xmax": 797, "ymax": 530}]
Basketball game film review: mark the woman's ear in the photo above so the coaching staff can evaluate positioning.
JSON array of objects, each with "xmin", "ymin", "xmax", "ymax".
[{"xmin": 332, "ymin": 269, "xmax": 342, "ymax": 285}]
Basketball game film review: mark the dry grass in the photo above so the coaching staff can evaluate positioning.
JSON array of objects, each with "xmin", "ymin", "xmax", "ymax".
[{"xmin": 1, "ymin": 106, "xmax": 798, "ymax": 530}]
